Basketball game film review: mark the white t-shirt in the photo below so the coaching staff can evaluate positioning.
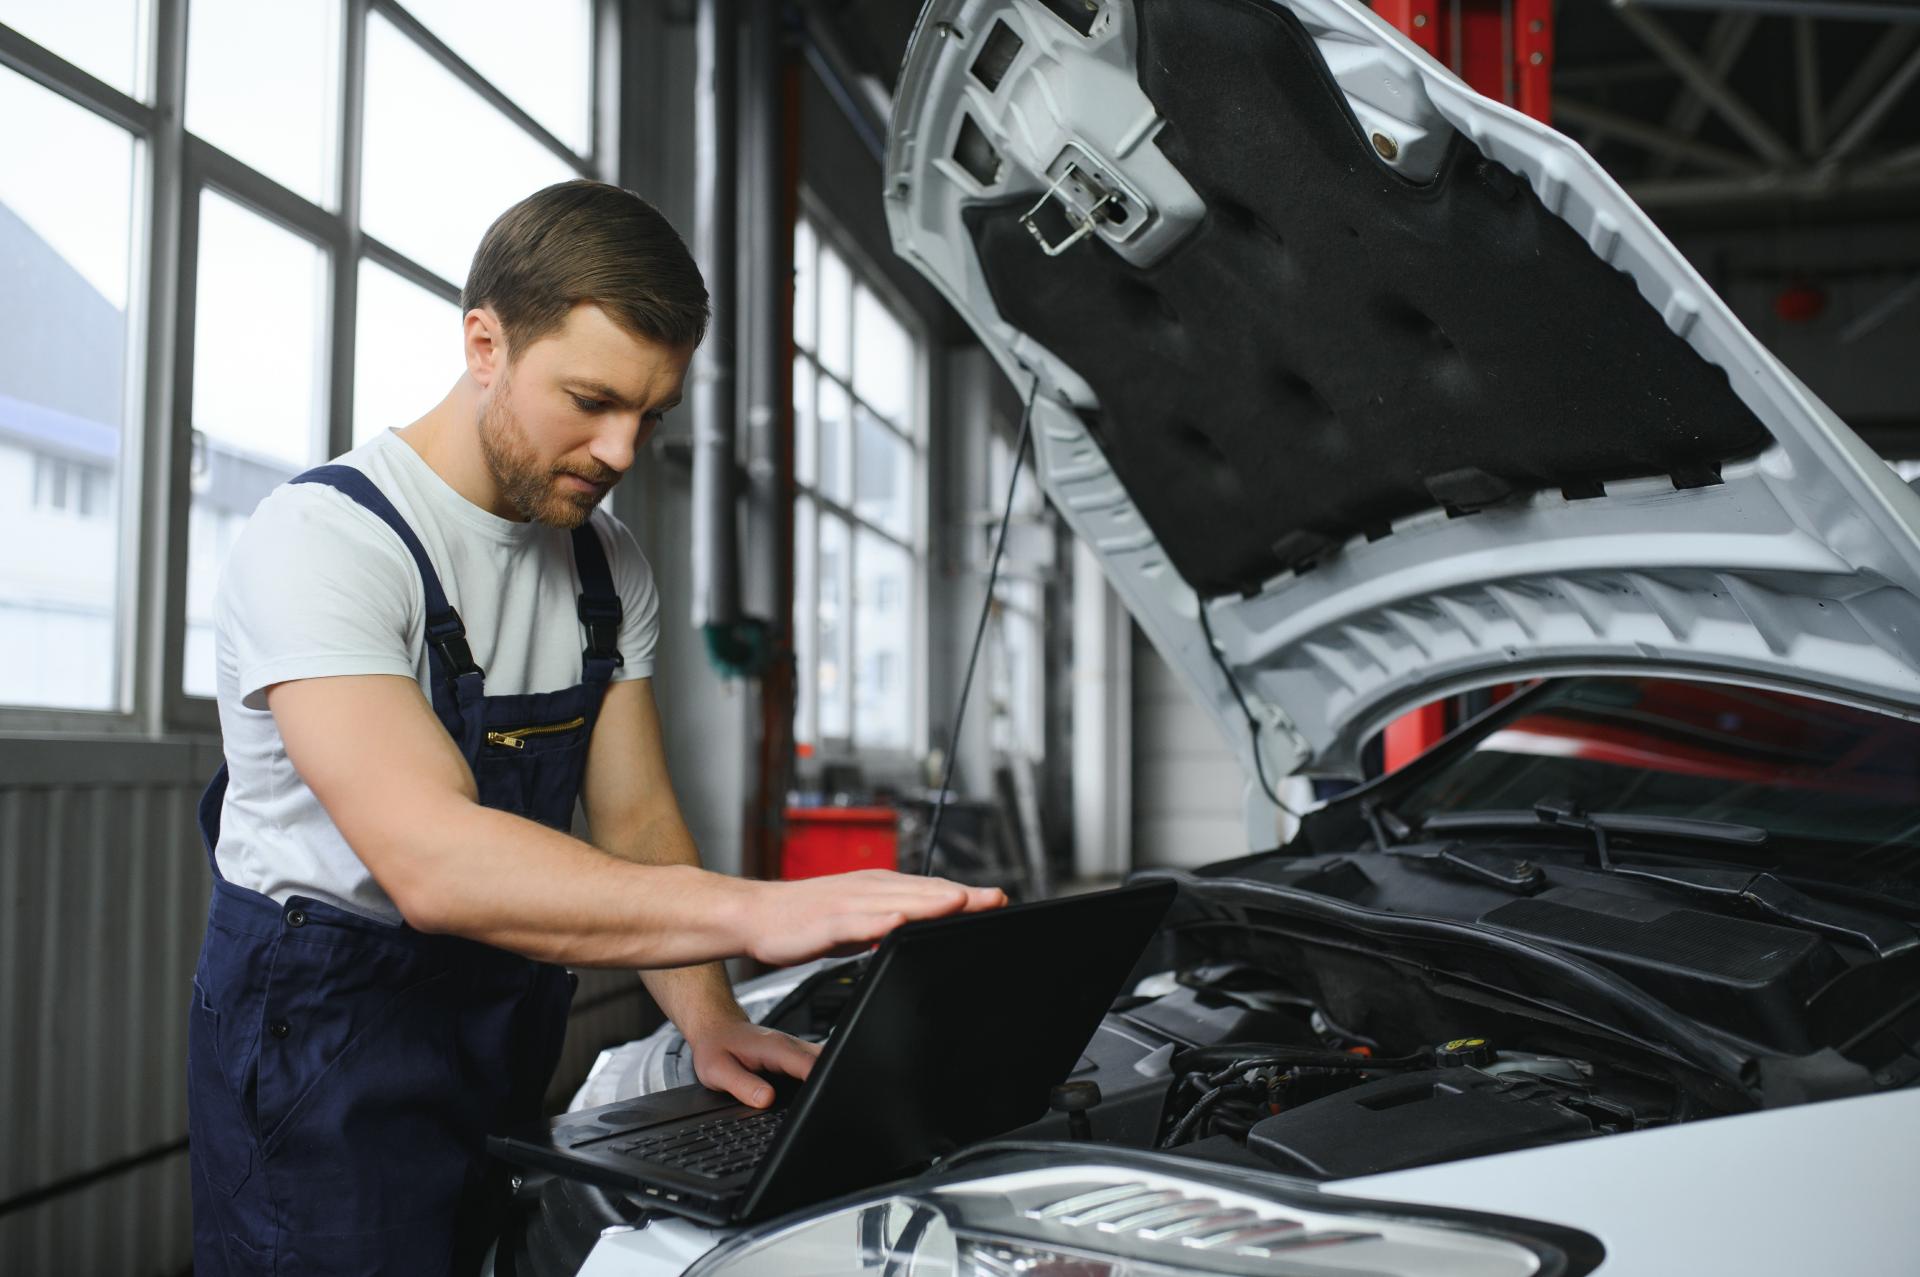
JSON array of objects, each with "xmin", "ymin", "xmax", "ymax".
[{"xmin": 211, "ymin": 429, "xmax": 660, "ymax": 923}]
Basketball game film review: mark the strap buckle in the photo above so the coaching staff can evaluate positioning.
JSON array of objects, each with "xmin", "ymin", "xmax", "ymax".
[
  {"xmin": 425, "ymin": 612, "xmax": 483, "ymax": 677},
  {"xmin": 578, "ymin": 595, "xmax": 625, "ymax": 668}
]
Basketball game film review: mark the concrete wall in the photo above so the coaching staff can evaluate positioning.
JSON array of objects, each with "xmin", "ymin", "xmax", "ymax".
[
  {"xmin": 616, "ymin": 4, "xmax": 755, "ymax": 879},
  {"xmin": 1128, "ymin": 623, "xmax": 1245, "ymax": 870}
]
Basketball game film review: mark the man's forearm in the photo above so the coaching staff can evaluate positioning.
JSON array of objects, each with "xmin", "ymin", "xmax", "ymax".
[
  {"xmin": 376, "ymin": 797, "xmax": 758, "ymax": 969},
  {"xmin": 590, "ymin": 808, "xmax": 746, "ymax": 1033}
]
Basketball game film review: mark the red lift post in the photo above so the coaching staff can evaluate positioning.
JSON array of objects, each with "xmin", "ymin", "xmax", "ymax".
[{"xmin": 1371, "ymin": 0, "xmax": 1552, "ymax": 772}]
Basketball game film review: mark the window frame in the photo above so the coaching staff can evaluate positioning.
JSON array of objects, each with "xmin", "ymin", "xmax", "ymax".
[
  {"xmin": 0, "ymin": 0, "xmax": 619, "ymax": 734},
  {"xmin": 791, "ymin": 199, "xmax": 931, "ymax": 764}
]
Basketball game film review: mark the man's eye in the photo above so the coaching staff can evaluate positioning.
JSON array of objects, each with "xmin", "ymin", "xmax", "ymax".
[{"xmin": 571, "ymin": 394, "xmax": 606, "ymax": 413}]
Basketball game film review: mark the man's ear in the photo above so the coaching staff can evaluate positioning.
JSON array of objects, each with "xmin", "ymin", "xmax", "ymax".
[{"xmin": 463, "ymin": 308, "xmax": 508, "ymax": 388}]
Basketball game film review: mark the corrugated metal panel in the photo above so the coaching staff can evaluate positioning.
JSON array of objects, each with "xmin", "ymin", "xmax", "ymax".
[
  {"xmin": 0, "ymin": 750, "xmax": 670, "ymax": 1272},
  {"xmin": 0, "ymin": 773, "xmax": 205, "ymax": 1277}
]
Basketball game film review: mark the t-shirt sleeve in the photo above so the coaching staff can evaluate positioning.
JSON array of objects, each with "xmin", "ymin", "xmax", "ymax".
[
  {"xmin": 595, "ymin": 513, "xmax": 660, "ymax": 681},
  {"xmin": 216, "ymin": 484, "xmax": 421, "ymax": 710}
]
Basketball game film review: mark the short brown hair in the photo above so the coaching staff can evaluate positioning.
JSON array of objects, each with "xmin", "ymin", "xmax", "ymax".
[{"xmin": 462, "ymin": 180, "xmax": 709, "ymax": 358}]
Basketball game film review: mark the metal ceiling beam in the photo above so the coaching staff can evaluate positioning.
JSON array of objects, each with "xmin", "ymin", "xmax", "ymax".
[
  {"xmin": 1838, "ymin": 273, "xmax": 1920, "ymax": 345},
  {"xmin": 1615, "ymin": 0, "xmax": 1798, "ymax": 168},
  {"xmin": 1554, "ymin": 96, "xmax": 1764, "ymax": 175},
  {"xmin": 1631, "ymin": 0, "xmax": 1920, "ymax": 21},
  {"xmin": 1626, "ymin": 161, "xmax": 1920, "ymax": 208},
  {"xmin": 1822, "ymin": 41, "xmax": 1920, "ymax": 164},
  {"xmin": 1650, "ymin": 10, "xmax": 1759, "ymax": 178},
  {"xmin": 1794, "ymin": 17, "xmax": 1822, "ymax": 155},
  {"xmin": 1825, "ymin": 26, "xmax": 1920, "ymax": 142},
  {"xmin": 1875, "ymin": 139, "xmax": 1920, "ymax": 172}
]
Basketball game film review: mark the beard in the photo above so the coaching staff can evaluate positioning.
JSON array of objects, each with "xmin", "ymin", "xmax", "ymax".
[{"xmin": 477, "ymin": 381, "xmax": 618, "ymax": 529}]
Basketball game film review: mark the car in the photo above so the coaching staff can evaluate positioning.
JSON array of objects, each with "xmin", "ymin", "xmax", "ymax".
[{"xmin": 494, "ymin": 0, "xmax": 1920, "ymax": 1272}]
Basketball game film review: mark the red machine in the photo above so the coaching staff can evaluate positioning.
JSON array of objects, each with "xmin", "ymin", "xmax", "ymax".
[{"xmin": 780, "ymin": 806, "xmax": 900, "ymax": 879}]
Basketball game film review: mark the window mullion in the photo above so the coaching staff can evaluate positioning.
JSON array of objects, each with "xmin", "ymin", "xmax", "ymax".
[
  {"xmin": 799, "ymin": 486, "xmax": 915, "ymax": 553},
  {"xmin": 0, "ymin": 19, "xmax": 158, "ymax": 135},
  {"xmin": 360, "ymin": 234, "xmax": 461, "ymax": 304},
  {"xmin": 368, "ymin": 0, "xmax": 592, "ymax": 175},
  {"xmin": 139, "ymin": 0, "xmax": 192, "ymax": 732},
  {"xmin": 590, "ymin": 0, "xmax": 620, "ymax": 182},
  {"xmin": 330, "ymin": 0, "xmax": 369, "ymax": 458},
  {"xmin": 185, "ymin": 136, "xmax": 349, "ymax": 252}
]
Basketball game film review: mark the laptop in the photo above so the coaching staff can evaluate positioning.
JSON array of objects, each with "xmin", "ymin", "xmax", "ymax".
[{"xmin": 489, "ymin": 880, "xmax": 1176, "ymax": 1225}]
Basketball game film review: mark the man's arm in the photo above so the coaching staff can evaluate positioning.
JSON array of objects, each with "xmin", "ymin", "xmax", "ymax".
[
  {"xmin": 269, "ymin": 674, "xmax": 1003, "ymax": 971},
  {"xmin": 581, "ymin": 678, "xmax": 821, "ymax": 1105}
]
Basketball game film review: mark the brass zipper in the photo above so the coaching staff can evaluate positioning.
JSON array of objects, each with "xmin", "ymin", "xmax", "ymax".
[{"xmin": 485, "ymin": 716, "xmax": 587, "ymax": 750}]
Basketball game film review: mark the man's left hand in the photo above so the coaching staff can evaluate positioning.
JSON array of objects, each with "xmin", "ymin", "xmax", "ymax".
[{"xmin": 687, "ymin": 1015, "xmax": 823, "ymax": 1108}]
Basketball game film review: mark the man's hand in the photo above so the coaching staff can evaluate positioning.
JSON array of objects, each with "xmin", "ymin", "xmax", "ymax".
[
  {"xmin": 740, "ymin": 870, "xmax": 1007, "ymax": 968},
  {"xmin": 687, "ymin": 1014, "xmax": 823, "ymax": 1109}
]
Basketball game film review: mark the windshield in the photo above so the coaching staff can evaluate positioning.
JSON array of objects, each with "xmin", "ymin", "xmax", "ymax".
[{"xmin": 1397, "ymin": 677, "xmax": 1920, "ymax": 905}]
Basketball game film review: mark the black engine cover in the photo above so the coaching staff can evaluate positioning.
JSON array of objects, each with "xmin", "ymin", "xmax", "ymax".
[{"xmin": 1247, "ymin": 1067, "xmax": 1597, "ymax": 1179}]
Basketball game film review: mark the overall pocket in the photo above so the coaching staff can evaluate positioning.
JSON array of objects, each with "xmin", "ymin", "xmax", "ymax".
[
  {"xmin": 472, "ymin": 720, "xmax": 591, "ymax": 829},
  {"xmin": 256, "ymin": 960, "xmax": 477, "ymax": 1235},
  {"xmin": 187, "ymin": 980, "xmax": 256, "ymax": 1198},
  {"xmin": 255, "ymin": 947, "xmax": 455, "ymax": 1153}
]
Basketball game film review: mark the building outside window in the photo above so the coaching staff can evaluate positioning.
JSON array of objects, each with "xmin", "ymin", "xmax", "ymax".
[
  {"xmin": 0, "ymin": 0, "xmax": 604, "ymax": 718},
  {"xmin": 987, "ymin": 428, "xmax": 1048, "ymax": 762},
  {"xmin": 791, "ymin": 213, "xmax": 926, "ymax": 756},
  {"xmin": 0, "ymin": 24, "xmax": 143, "ymax": 711}
]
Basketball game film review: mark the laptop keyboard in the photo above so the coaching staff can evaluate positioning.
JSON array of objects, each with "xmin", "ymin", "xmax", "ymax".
[{"xmin": 605, "ymin": 1107, "xmax": 790, "ymax": 1179}]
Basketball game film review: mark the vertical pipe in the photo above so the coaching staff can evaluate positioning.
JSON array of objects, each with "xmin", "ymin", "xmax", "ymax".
[
  {"xmin": 742, "ymin": 5, "xmax": 783, "ymax": 627},
  {"xmin": 692, "ymin": 0, "xmax": 742, "ymax": 630},
  {"xmin": 744, "ymin": 6, "xmax": 798, "ymax": 881},
  {"xmin": 1072, "ymin": 540, "xmax": 1132, "ymax": 881}
]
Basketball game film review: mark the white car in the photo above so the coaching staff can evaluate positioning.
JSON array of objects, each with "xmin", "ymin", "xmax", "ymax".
[{"xmin": 498, "ymin": 0, "xmax": 1920, "ymax": 1272}]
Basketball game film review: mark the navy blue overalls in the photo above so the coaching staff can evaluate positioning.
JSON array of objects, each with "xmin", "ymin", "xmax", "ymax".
[{"xmin": 187, "ymin": 464, "xmax": 624, "ymax": 1275}]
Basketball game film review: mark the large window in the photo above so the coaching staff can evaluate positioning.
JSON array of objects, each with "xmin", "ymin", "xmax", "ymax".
[
  {"xmin": 0, "ymin": 1, "xmax": 608, "ymax": 720},
  {"xmin": 0, "ymin": 50, "xmax": 143, "ymax": 710},
  {"xmin": 792, "ymin": 215, "xmax": 925, "ymax": 755}
]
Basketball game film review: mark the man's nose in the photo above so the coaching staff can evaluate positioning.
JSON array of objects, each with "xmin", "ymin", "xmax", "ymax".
[{"xmin": 587, "ymin": 416, "xmax": 639, "ymax": 476}]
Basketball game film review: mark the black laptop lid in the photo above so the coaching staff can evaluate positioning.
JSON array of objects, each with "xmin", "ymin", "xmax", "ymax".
[{"xmin": 742, "ymin": 879, "xmax": 1176, "ymax": 1219}]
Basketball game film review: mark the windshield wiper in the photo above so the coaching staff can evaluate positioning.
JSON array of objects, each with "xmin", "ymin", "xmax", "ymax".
[
  {"xmin": 1606, "ymin": 863, "xmax": 1918, "ymax": 958},
  {"xmin": 1421, "ymin": 801, "xmax": 1766, "ymax": 871},
  {"xmin": 1419, "ymin": 802, "xmax": 1916, "ymax": 957}
]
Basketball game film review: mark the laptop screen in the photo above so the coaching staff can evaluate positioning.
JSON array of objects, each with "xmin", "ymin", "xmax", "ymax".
[{"xmin": 744, "ymin": 880, "xmax": 1177, "ymax": 1219}]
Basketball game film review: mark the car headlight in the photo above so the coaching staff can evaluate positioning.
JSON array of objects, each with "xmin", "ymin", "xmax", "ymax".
[{"xmin": 685, "ymin": 1151, "xmax": 1600, "ymax": 1276}]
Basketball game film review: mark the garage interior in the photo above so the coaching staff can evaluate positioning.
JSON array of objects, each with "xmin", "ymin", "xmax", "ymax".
[{"xmin": 3, "ymin": 0, "xmax": 1919, "ymax": 1271}]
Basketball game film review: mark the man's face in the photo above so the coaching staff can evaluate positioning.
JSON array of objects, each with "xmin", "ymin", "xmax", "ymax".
[{"xmin": 477, "ymin": 301, "xmax": 692, "ymax": 528}]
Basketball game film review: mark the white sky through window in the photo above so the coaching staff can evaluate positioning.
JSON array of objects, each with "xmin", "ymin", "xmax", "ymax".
[{"xmin": 0, "ymin": 67, "xmax": 137, "ymax": 310}]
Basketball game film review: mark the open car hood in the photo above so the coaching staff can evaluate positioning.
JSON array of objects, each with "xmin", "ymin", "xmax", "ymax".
[{"xmin": 884, "ymin": 0, "xmax": 1920, "ymax": 806}]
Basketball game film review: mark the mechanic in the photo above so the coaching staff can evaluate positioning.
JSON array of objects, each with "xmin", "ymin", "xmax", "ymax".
[{"xmin": 185, "ymin": 179, "xmax": 1003, "ymax": 1275}]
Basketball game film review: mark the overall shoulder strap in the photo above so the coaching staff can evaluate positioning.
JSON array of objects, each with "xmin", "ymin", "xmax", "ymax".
[
  {"xmin": 570, "ymin": 521, "xmax": 624, "ymax": 678},
  {"xmin": 290, "ymin": 465, "xmax": 484, "ymax": 682}
]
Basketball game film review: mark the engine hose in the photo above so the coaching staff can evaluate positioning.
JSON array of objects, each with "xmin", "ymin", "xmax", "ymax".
[
  {"xmin": 1162, "ymin": 1083, "xmax": 1232, "ymax": 1148},
  {"xmin": 1171, "ymin": 1042, "xmax": 1430, "ymax": 1075}
]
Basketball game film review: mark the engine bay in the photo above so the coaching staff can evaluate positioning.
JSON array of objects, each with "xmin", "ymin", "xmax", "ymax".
[
  {"xmin": 499, "ymin": 829, "xmax": 1920, "ymax": 1275},
  {"xmin": 745, "ymin": 834, "xmax": 1920, "ymax": 1179}
]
